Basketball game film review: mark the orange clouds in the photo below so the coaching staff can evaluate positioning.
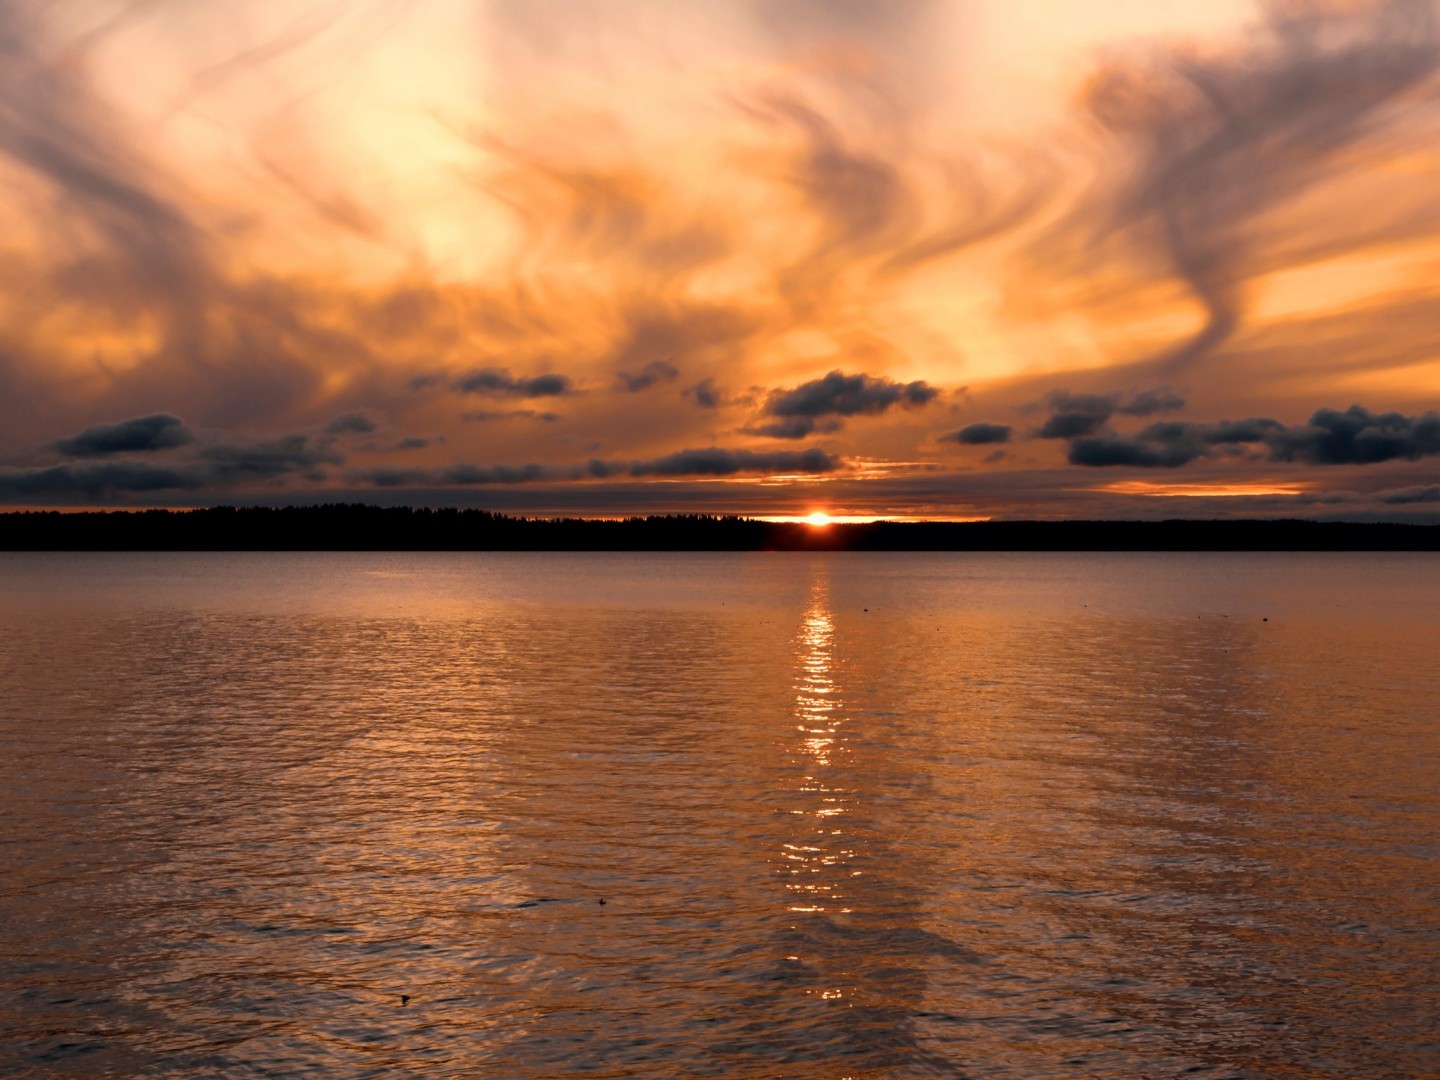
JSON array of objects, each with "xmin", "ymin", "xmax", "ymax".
[{"xmin": 0, "ymin": 1, "xmax": 1435, "ymax": 518}]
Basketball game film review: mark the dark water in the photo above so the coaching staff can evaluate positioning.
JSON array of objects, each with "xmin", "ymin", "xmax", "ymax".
[{"xmin": 0, "ymin": 552, "xmax": 1436, "ymax": 1078}]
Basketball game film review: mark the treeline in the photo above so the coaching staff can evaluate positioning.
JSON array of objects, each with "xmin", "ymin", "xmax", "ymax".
[{"xmin": 0, "ymin": 505, "xmax": 1435, "ymax": 550}]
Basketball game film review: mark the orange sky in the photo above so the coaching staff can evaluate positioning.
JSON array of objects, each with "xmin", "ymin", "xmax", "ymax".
[{"xmin": 0, "ymin": 0, "xmax": 1437, "ymax": 519}]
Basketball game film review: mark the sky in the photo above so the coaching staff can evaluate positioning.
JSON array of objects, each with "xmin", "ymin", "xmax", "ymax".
[{"xmin": 1, "ymin": 0, "xmax": 1438, "ymax": 520}]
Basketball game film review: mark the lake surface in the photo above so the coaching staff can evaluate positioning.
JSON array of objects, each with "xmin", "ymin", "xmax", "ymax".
[{"xmin": 1, "ymin": 551, "xmax": 1437, "ymax": 1078}]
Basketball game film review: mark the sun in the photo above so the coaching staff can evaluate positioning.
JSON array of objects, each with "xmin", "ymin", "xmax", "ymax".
[{"xmin": 804, "ymin": 511, "xmax": 834, "ymax": 527}]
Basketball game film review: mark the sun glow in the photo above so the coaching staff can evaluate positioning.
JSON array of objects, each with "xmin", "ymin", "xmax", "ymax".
[{"xmin": 804, "ymin": 511, "xmax": 834, "ymax": 527}]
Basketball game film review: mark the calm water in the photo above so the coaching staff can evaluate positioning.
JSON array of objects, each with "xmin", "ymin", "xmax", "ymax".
[{"xmin": 0, "ymin": 552, "xmax": 1437, "ymax": 1078}]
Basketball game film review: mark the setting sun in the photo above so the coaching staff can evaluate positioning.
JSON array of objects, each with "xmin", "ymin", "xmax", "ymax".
[{"xmin": 804, "ymin": 512, "xmax": 834, "ymax": 527}]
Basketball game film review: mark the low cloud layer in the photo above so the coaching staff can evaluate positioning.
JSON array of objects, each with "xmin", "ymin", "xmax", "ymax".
[
  {"xmin": 1378, "ymin": 484, "xmax": 1440, "ymax": 505},
  {"xmin": 356, "ymin": 445, "xmax": 842, "ymax": 489},
  {"xmin": 52, "ymin": 414, "xmax": 194, "ymax": 457},
  {"xmin": 2, "ymin": 430, "xmax": 343, "ymax": 497}
]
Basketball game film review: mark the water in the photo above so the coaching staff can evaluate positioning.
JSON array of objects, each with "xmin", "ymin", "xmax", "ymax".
[{"xmin": 0, "ymin": 552, "xmax": 1436, "ymax": 1078}]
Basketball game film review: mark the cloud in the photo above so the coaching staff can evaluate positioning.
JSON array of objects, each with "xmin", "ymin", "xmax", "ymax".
[
  {"xmin": 354, "ymin": 445, "xmax": 842, "ymax": 488},
  {"xmin": 461, "ymin": 409, "xmax": 562, "ymax": 423},
  {"xmin": 1117, "ymin": 388, "xmax": 1186, "ymax": 417},
  {"xmin": 616, "ymin": 359, "xmax": 679, "ymax": 392},
  {"xmin": 688, "ymin": 378, "xmax": 723, "ymax": 409},
  {"xmin": 1066, "ymin": 405, "xmax": 1439, "ymax": 468},
  {"xmin": 1035, "ymin": 387, "xmax": 1187, "ymax": 438},
  {"xmin": 0, "ymin": 8, "xmax": 210, "ymax": 308},
  {"xmin": 360, "ymin": 462, "xmax": 550, "ymax": 487},
  {"xmin": 947, "ymin": 422, "xmax": 1012, "ymax": 445},
  {"xmin": 1034, "ymin": 391, "xmax": 1121, "ymax": 439},
  {"xmin": 753, "ymin": 370, "xmax": 937, "ymax": 438},
  {"xmin": 324, "ymin": 412, "xmax": 377, "ymax": 436},
  {"xmin": 1036, "ymin": 0, "xmax": 1440, "ymax": 376},
  {"xmin": 198, "ymin": 435, "xmax": 345, "ymax": 480},
  {"xmin": 1068, "ymin": 433, "xmax": 1207, "ymax": 469},
  {"xmin": 747, "ymin": 416, "xmax": 844, "ymax": 440},
  {"xmin": 444, "ymin": 463, "xmax": 549, "ymax": 485},
  {"xmin": 0, "ymin": 460, "xmax": 205, "ymax": 498},
  {"xmin": 0, "ymin": 429, "xmax": 346, "ymax": 496},
  {"xmin": 52, "ymin": 413, "xmax": 194, "ymax": 457},
  {"xmin": 452, "ymin": 369, "xmax": 574, "ymax": 397},
  {"xmin": 1268, "ymin": 405, "xmax": 1440, "ymax": 465},
  {"xmin": 1378, "ymin": 484, "xmax": 1440, "ymax": 505},
  {"xmin": 629, "ymin": 446, "xmax": 842, "ymax": 477},
  {"xmin": 390, "ymin": 436, "xmax": 440, "ymax": 451},
  {"xmin": 1069, "ymin": 416, "xmax": 1287, "ymax": 467}
]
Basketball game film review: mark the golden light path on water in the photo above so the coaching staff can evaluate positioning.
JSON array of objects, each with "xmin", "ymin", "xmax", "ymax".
[
  {"xmin": 781, "ymin": 565, "xmax": 866, "ymax": 1014},
  {"xmin": 785, "ymin": 569, "xmax": 851, "ymax": 922}
]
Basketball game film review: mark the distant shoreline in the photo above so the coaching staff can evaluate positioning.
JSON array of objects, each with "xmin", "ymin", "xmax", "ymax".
[{"xmin": 0, "ymin": 506, "xmax": 1435, "ymax": 551}]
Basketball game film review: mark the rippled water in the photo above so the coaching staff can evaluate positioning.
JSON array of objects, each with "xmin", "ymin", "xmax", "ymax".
[{"xmin": 1, "ymin": 552, "xmax": 1437, "ymax": 1078}]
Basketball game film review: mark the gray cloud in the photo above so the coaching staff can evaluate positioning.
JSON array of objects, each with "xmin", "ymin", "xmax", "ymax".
[
  {"xmin": 361, "ymin": 462, "xmax": 550, "ymax": 487},
  {"xmin": 198, "ymin": 435, "xmax": 345, "ymax": 481},
  {"xmin": 1117, "ymin": 388, "xmax": 1186, "ymax": 417},
  {"xmin": 1, "ymin": 429, "xmax": 344, "ymax": 496},
  {"xmin": 444, "ymin": 463, "xmax": 549, "ymax": 485},
  {"xmin": 1035, "ymin": 391, "xmax": 1121, "ymax": 439},
  {"xmin": 52, "ymin": 413, "xmax": 194, "ymax": 457},
  {"xmin": 616, "ymin": 359, "xmax": 679, "ymax": 393},
  {"xmin": 1378, "ymin": 484, "xmax": 1440, "ymax": 505},
  {"xmin": 754, "ymin": 370, "xmax": 938, "ymax": 438},
  {"xmin": 461, "ymin": 409, "xmax": 563, "ymax": 423},
  {"xmin": 769, "ymin": 372, "xmax": 937, "ymax": 417},
  {"xmin": 1066, "ymin": 405, "xmax": 1439, "ymax": 468},
  {"xmin": 452, "ymin": 368, "xmax": 574, "ymax": 397},
  {"xmin": 747, "ymin": 416, "xmax": 844, "ymax": 440},
  {"xmin": 0, "ymin": 460, "xmax": 205, "ymax": 498},
  {"xmin": 324, "ymin": 412, "xmax": 377, "ymax": 436},
  {"xmin": 1068, "ymin": 433, "xmax": 1208, "ymax": 469},
  {"xmin": 629, "ymin": 446, "xmax": 842, "ymax": 477},
  {"xmin": 355, "ymin": 445, "xmax": 842, "ymax": 488},
  {"xmin": 1069, "ymin": 416, "xmax": 1288, "ymax": 467},
  {"xmin": 1035, "ymin": 387, "xmax": 1186, "ymax": 439},
  {"xmin": 947, "ymin": 422, "xmax": 1012, "ymax": 445},
  {"xmin": 1268, "ymin": 406, "xmax": 1440, "ymax": 465},
  {"xmin": 689, "ymin": 378, "xmax": 723, "ymax": 409}
]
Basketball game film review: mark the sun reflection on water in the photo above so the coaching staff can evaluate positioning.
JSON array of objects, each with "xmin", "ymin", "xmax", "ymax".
[{"xmin": 782, "ymin": 566, "xmax": 856, "ymax": 916}]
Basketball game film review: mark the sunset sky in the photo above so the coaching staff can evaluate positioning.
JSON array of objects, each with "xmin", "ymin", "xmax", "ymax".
[{"xmin": 2, "ymin": 0, "xmax": 1438, "ymax": 519}]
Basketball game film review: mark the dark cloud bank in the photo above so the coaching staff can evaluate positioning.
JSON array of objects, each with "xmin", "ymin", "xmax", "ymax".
[
  {"xmin": 52, "ymin": 413, "xmax": 194, "ymax": 457},
  {"xmin": 361, "ymin": 446, "xmax": 843, "ymax": 488},
  {"xmin": 1069, "ymin": 405, "xmax": 1440, "ymax": 468}
]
